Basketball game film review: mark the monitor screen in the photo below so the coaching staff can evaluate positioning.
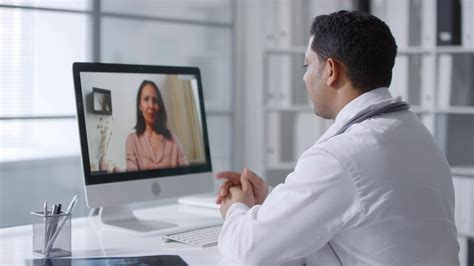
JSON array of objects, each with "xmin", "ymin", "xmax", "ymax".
[{"xmin": 73, "ymin": 63, "xmax": 212, "ymax": 186}]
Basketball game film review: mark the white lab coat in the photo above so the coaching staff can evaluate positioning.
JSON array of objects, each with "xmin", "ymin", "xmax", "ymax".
[{"xmin": 218, "ymin": 87, "xmax": 459, "ymax": 265}]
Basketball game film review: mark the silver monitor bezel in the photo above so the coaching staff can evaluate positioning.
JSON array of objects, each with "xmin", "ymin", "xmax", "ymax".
[{"xmin": 73, "ymin": 62, "xmax": 213, "ymax": 208}]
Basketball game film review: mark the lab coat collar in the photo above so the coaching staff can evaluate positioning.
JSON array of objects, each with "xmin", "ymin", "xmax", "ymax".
[{"xmin": 317, "ymin": 87, "xmax": 403, "ymax": 144}]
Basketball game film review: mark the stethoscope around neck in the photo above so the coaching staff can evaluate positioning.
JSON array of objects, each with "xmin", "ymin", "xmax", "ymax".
[{"xmin": 333, "ymin": 101, "xmax": 411, "ymax": 137}]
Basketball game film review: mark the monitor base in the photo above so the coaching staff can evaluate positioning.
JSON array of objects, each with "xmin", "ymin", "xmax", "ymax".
[{"xmin": 99, "ymin": 205, "xmax": 176, "ymax": 233}]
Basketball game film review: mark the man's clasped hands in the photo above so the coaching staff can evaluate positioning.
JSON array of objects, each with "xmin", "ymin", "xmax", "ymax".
[{"xmin": 215, "ymin": 168, "xmax": 269, "ymax": 218}]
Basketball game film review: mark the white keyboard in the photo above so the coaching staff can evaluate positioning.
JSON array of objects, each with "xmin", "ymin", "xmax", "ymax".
[{"xmin": 162, "ymin": 225, "xmax": 222, "ymax": 248}]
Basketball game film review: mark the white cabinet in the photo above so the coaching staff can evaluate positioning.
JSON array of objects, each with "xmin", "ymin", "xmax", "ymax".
[
  {"xmin": 258, "ymin": 2, "xmax": 474, "ymax": 265},
  {"xmin": 260, "ymin": 0, "xmax": 474, "ymax": 219},
  {"xmin": 453, "ymin": 177, "xmax": 474, "ymax": 236},
  {"xmin": 260, "ymin": 0, "xmax": 355, "ymax": 185},
  {"xmin": 454, "ymin": 176, "xmax": 474, "ymax": 266},
  {"xmin": 263, "ymin": 47, "xmax": 333, "ymax": 186},
  {"xmin": 373, "ymin": 0, "xmax": 474, "ymax": 175},
  {"xmin": 458, "ymin": 236, "xmax": 468, "ymax": 266}
]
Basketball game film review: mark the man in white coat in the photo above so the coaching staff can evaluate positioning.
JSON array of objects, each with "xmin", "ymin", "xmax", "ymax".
[{"xmin": 216, "ymin": 10, "xmax": 459, "ymax": 265}]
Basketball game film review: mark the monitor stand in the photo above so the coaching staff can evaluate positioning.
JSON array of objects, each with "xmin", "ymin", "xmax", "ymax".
[{"xmin": 99, "ymin": 205, "xmax": 176, "ymax": 233}]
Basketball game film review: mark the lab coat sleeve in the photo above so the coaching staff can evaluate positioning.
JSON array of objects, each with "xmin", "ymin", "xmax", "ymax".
[{"xmin": 218, "ymin": 147, "xmax": 363, "ymax": 265}]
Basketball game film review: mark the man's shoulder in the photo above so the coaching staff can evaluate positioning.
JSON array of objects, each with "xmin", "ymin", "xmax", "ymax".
[
  {"xmin": 315, "ymin": 113, "xmax": 419, "ymax": 157},
  {"xmin": 296, "ymin": 144, "xmax": 347, "ymax": 174},
  {"xmin": 310, "ymin": 133, "xmax": 361, "ymax": 159}
]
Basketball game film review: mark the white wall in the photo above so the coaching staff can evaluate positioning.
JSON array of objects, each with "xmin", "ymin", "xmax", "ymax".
[
  {"xmin": 0, "ymin": 156, "xmax": 88, "ymax": 228},
  {"xmin": 0, "ymin": 0, "xmax": 234, "ymax": 228}
]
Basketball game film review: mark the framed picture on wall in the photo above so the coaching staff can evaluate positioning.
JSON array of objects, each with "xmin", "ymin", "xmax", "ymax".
[{"xmin": 92, "ymin": 87, "xmax": 112, "ymax": 115}]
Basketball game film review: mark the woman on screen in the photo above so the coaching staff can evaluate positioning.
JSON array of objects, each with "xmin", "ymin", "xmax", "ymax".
[{"xmin": 126, "ymin": 80, "xmax": 189, "ymax": 171}]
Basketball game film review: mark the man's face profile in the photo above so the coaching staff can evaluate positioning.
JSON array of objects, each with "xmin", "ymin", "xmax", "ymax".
[{"xmin": 303, "ymin": 35, "xmax": 331, "ymax": 119}]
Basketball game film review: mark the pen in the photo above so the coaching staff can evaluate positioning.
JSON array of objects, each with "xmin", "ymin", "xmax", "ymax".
[
  {"xmin": 65, "ymin": 195, "xmax": 79, "ymax": 214},
  {"xmin": 50, "ymin": 204, "xmax": 57, "ymax": 214},
  {"xmin": 43, "ymin": 202, "xmax": 48, "ymax": 252},
  {"xmin": 48, "ymin": 205, "xmax": 59, "ymax": 242},
  {"xmin": 51, "ymin": 204, "xmax": 62, "ymax": 242},
  {"xmin": 45, "ymin": 204, "xmax": 58, "ymax": 243}
]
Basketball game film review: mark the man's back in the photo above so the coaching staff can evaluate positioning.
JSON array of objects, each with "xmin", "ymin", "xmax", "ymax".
[
  {"xmin": 314, "ymin": 91, "xmax": 459, "ymax": 265},
  {"xmin": 218, "ymin": 88, "xmax": 459, "ymax": 265}
]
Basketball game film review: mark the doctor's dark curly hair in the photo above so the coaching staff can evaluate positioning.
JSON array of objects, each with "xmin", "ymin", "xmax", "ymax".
[{"xmin": 310, "ymin": 10, "xmax": 397, "ymax": 92}]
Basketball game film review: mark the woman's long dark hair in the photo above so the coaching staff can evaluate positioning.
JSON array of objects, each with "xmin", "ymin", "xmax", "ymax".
[{"xmin": 134, "ymin": 80, "xmax": 172, "ymax": 140}]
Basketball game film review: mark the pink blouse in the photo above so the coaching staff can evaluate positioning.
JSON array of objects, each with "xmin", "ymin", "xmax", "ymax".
[{"xmin": 125, "ymin": 132, "xmax": 189, "ymax": 171}]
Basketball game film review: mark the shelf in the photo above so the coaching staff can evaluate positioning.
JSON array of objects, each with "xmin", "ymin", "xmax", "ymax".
[
  {"xmin": 398, "ymin": 47, "xmax": 432, "ymax": 55},
  {"xmin": 265, "ymin": 165, "xmax": 472, "ymax": 176},
  {"xmin": 265, "ymin": 46, "xmax": 306, "ymax": 55},
  {"xmin": 451, "ymin": 166, "xmax": 474, "ymax": 177},
  {"xmin": 434, "ymin": 46, "xmax": 474, "ymax": 54},
  {"xmin": 434, "ymin": 107, "xmax": 474, "ymax": 115},
  {"xmin": 263, "ymin": 106, "xmax": 474, "ymax": 115},
  {"xmin": 397, "ymin": 46, "xmax": 474, "ymax": 55},
  {"xmin": 263, "ymin": 105, "xmax": 469, "ymax": 114},
  {"xmin": 264, "ymin": 105, "xmax": 313, "ymax": 113},
  {"xmin": 410, "ymin": 106, "xmax": 430, "ymax": 113},
  {"xmin": 405, "ymin": 106, "xmax": 474, "ymax": 114},
  {"xmin": 263, "ymin": 104, "xmax": 474, "ymax": 114},
  {"xmin": 264, "ymin": 165, "xmax": 473, "ymax": 177},
  {"xmin": 264, "ymin": 46, "xmax": 474, "ymax": 60}
]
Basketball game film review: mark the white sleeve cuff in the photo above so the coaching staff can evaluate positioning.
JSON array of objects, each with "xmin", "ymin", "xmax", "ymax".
[{"xmin": 225, "ymin": 202, "xmax": 250, "ymax": 219}]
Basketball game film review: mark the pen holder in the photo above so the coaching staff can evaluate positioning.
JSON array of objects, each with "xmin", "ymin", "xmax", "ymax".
[{"xmin": 31, "ymin": 211, "xmax": 72, "ymax": 258}]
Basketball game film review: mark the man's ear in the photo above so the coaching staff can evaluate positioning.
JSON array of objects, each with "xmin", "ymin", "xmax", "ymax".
[{"xmin": 326, "ymin": 58, "xmax": 341, "ymax": 87}]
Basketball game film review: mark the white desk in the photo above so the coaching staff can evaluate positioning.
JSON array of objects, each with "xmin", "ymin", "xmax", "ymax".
[{"xmin": 0, "ymin": 203, "xmax": 235, "ymax": 265}]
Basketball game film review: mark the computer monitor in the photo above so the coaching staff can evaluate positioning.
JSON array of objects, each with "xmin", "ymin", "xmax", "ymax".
[{"xmin": 73, "ymin": 63, "xmax": 214, "ymax": 232}]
